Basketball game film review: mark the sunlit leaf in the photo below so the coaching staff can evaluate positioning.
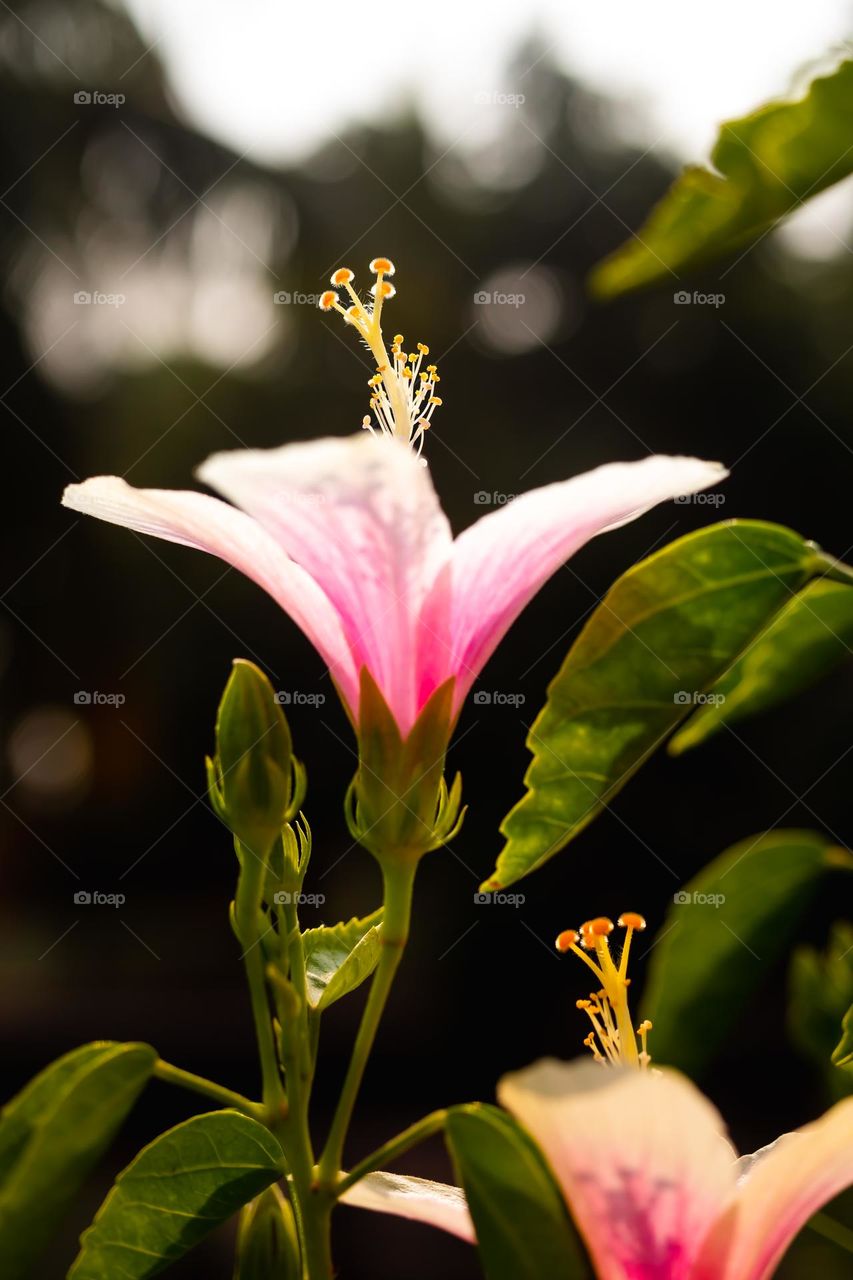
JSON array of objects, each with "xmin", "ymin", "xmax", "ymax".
[
  {"xmin": 589, "ymin": 57, "xmax": 853, "ymax": 297},
  {"xmin": 485, "ymin": 521, "xmax": 822, "ymax": 891},
  {"xmin": 302, "ymin": 910, "xmax": 383, "ymax": 1011},
  {"xmin": 671, "ymin": 580, "xmax": 853, "ymax": 753},
  {"xmin": 642, "ymin": 831, "xmax": 853, "ymax": 1078},
  {"xmin": 68, "ymin": 1110, "xmax": 284, "ymax": 1280},
  {"xmin": 445, "ymin": 1104, "xmax": 592, "ymax": 1280},
  {"xmin": 790, "ymin": 922, "xmax": 853, "ymax": 1100},
  {"xmin": 0, "ymin": 1041, "xmax": 156, "ymax": 1279}
]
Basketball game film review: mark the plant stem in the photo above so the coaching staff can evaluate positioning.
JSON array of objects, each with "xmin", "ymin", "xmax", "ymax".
[
  {"xmin": 334, "ymin": 1109, "xmax": 448, "ymax": 1197},
  {"xmin": 235, "ymin": 843, "xmax": 285, "ymax": 1113},
  {"xmin": 317, "ymin": 861, "xmax": 416, "ymax": 1188},
  {"xmin": 152, "ymin": 1059, "xmax": 264, "ymax": 1120}
]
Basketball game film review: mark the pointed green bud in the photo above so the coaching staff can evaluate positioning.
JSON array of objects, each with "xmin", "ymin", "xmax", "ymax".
[
  {"xmin": 208, "ymin": 660, "xmax": 295, "ymax": 854},
  {"xmin": 234, "ymin": 1185, "xmax": 300, "ymax": 1280}
]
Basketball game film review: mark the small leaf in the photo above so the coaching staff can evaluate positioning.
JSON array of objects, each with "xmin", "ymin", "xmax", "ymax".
[
  {"xmin": 642, "ymin": 831, "xmax": 852, "ymax": 1078},
  {"xmin": 789, "ymin": 923, "xmax": 853, "ymax": 1099},
  {"xmin": 487, "ymin": 521, "xmax": 821, "ymax": 890},
  {"xmin": 69, "ymin": 1110, "xmax": 285, "ymax": 1280},
  {"xmin": 589, "ymin": 57, "xmax": 853, "ymax": 296},
  {"xmin": 302, "ymin": 911, "xmax": 383, "ymax": 1011},
  {"xmin": 832, "ymin": 1005, "xmax": 853, "ymax": 1072},
  {"xmin": 445, "ymin": 1104, "xmax": 592, "ymax": 1280},
  {"xmin": 670, "ymin": 580, "xmax": 853, "ymax": 753},
  {"xmin": 0, "ymin": 1041, "xmax": 156, "ymax": 1279}
]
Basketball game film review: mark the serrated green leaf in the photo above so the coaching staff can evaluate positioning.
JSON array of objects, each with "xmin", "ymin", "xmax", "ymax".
[
  {"xmin": 0, "ymin": 1041, "xmax": 156, "ymax": 1279},
  {"xmin": 69, "ymin": 1110, "xmax": 284, "ymax": 1280},
  {"xmin": 486, "ymin": 521, "xmax": 821, "ymax": 891},
  {"xmin": 445, "ymin": 1104, "xmax": 592, "ymax": 1280},
  {"xmin": 590, "ymin": 57, "xmax": 853, "ymax": 297},
  {"xmin": 302, "ymin": 910, "xmax": 383, "ymax": 1011},
  {"xmin": 790, "ymin": 923, "xmax": 853, "ymax": 1100},
  {"xmin": 670, "ymin": 580, "xmax": 853, "ymax": 753},
  {"xmin": 642, "ymin": 831, "xmax": 852, "ymax": 1078}
]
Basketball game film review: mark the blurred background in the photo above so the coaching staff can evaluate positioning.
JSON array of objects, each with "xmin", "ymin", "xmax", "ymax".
[{"xmin": 1, "ymin": 1, "xmax": 853, "ymax": 1275}]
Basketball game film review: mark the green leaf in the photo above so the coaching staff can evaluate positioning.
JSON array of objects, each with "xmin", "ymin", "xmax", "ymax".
[
  {"xmin": 445, "ymin": 1104, "xmax": 592, "ymax": 1280},
  {"xmin": 669, "ymin": 580, "xmax": 853, "ymax": 753},
  {"xmin": 790, "ymin": 922, "xmax": 853, "ymax": 1099},
  {"xmin": 302, "ymin": 910, "xmax": 383, "ymax": 1011},
  {"xmin": 833, "ymin": 1005, "xmax": 853, "ymax": 1072},
  {"xmin": 642, "ymin": 831, "xmax": 853, "ymax": 1078},
  {"xmin": 0, "ymin": 1041, "xmax": 156, "ymax": 1279},
  {"xmin": 486, "ymin": 521, "xmax": 821, "ymax": 891},
  {"xmin": 590, "ymin": 57, "xmax": 853, "ymax": 297},
  {"xmin": 69, "ymin": 1110, "xmax": 284, "ymax": 1280}
]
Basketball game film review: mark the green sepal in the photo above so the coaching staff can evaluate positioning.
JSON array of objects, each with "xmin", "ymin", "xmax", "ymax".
[
  {"xmin": 832, "ymin": 1005, "xmax": 853, "ymax": 1073},
  {"xmin": 445, "ymin": 1103, "xmax": 592, "ymax": 1280},
  {"xmin": 207, "ymin": 660, "xmax": 297, "ymax": 856},
  {"xmin": 347, "ymin": 670, "xmax": 463, "ymax": 864},
  {"xmin": 234, "ymin": 1184, "xmax": 300, "ymax": 1280}
]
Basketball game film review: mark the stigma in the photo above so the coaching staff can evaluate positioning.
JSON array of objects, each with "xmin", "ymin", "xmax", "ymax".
[
  {"xmin": 318, "ymin": 258, "xmax": 441, "ymax": 458},
  {"xmin": 555, "ymin": 912, "xmax": 652, "ymax": 1070}
]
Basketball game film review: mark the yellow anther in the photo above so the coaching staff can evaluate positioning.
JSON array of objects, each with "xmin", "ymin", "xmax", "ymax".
[
  {"xmin": 618, "ymin": 913, "xmax": 647, "ymax": 931},
  {"xmin": 331, "ymin": 267, "xmax": 354, "ymax": 286},
  {"xmin": 370, "ymin": 280, "xmax": 396, "ymax": 299},
  {"xmin": 369, "ymin": 256, "xmax": 395, "ymax": 275},
  {"xmin": 581, "ymin": 917, "xmax": 614, "ymax": 938},
  {"xmin": 417, "ymin": 342, "xmax": 429, "ymax": 354},
  {"xmin": 318, "ymin": 290, "xmax": 339, "ymax": 311},
  {"xmin": 429, "ymin": 396, "xmax": 442, "ymax": 406}
]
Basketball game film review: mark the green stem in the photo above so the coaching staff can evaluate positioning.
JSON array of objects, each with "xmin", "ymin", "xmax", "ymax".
[
  {"xmin": 317, "ymin": 861, "xmax": 416, "ymax": 1188},
  {"xmin": 235, "ymin": 843, "xmax": 285, "ymax": 1113},
  {"xmin": 808, "ymin": 1212, "xmax": 853, "ymax": 1255},
  {"xmin": 814, "ymin": 551, "xmax": 853, "ymax": 586},
  {"xmin": 334, "ymin": 1109, "xmax": 447, "ymax": 1198},
  {"xmin": 153, "ymin": 1059, "xmax": 264, "ymax": 1120}
]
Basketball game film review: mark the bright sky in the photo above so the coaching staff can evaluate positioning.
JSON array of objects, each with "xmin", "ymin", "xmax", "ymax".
[{"xmin": 122, "ymin": 0, "xmax": 852, "ymax": 165}]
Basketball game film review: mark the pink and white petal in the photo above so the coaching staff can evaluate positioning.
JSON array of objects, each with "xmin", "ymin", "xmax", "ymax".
[
  {"xmin": 339, "ymin": 1171, "xmax": 474, "ymax": 1242},
  {"xmin": 694, "ymin": 1096, "xmax": 853, "ymax": 1280},
  {"xmin": 434, "ymin": 456, "xmax": 727, "ymax": 715},
  {"xmin": 61, "ymin": 477, "xmax": 358, "ymax": 711},
  {"xmin": 498, "ymin": 1058, "xmax": 737, "ymax": 1280},
  {"xmin": 197, "ymin": 434, "xmax": 453, "ymax": 734}
]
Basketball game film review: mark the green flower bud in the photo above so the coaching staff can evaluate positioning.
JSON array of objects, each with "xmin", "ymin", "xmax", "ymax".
[
  {"xmin": 207, "ymin": 660, "xmax": 295, "ymax": 855},
  {"xmin": 234, "ymin": 1185, "xmax": 300, "ymax": 1280}
]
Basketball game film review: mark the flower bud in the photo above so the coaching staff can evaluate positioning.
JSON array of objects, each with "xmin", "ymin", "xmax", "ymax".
[
  {"xmin": 234, "ymin": 1185, "xmax": 300, "ymax": 1280},
  {"xmin": 207, "ymin": 660, "xmax": 295, "ymax": 855}
]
